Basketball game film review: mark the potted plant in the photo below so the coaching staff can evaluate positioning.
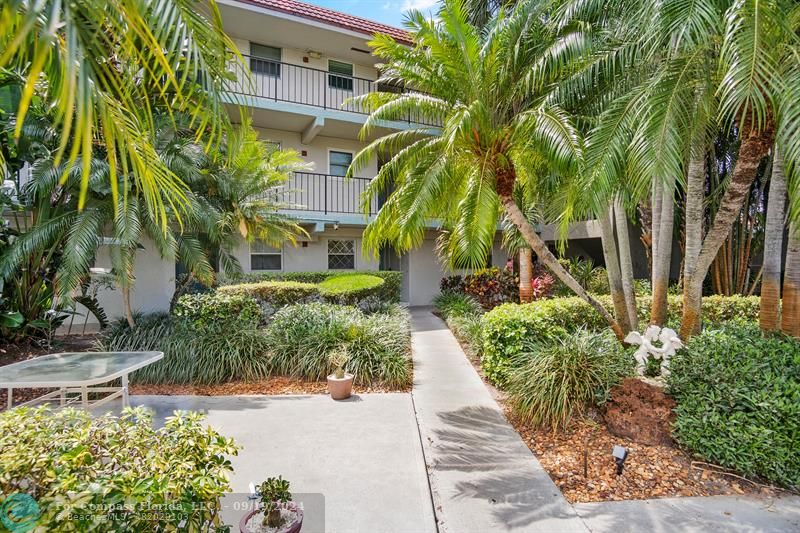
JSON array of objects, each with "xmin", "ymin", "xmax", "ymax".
[
  {"xmin": 240, "ymin": 476, "xmax": 303, "ymax": 533},
  {"xmin": 326, "ymin": 348, "xmax": 354, "ymax": 400}
]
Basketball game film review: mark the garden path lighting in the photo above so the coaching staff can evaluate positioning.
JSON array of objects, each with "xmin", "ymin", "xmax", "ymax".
[{"xmin": 612, "ymin": 445, "xmax": 628, "ymax": 475}]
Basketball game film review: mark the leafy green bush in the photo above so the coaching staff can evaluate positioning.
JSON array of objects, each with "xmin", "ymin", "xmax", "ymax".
[
  {"xmin": 264, "ymin": 303, "xmax": 411, "ymax": 388},
  {"xmin": 433, "ymin": 292, "xmax": 483, "ymax": 319},
  {"xmin": 99, "ymin": 317, "xmax": 271, "ymax": 384},
  {"xmin": 173, "ymin": 292, "xmax": 261, "ymax": 330},
  {"xmin": 318, "ymin": 274, "xmax": 385, "ymax": 305},
  {"xmin": 218, "ymin": 280, "xmax": 319, "ymax": 307},
  {"xmin": 507, "ymin": 329, "xmax": 633, "ymax": 429},
  {"xmin": 668, "ymin": 324, "xmax": 800, "ymax": 488},
  {"xmin": 481, "ymin": 295, "xmax": 760, "ymax": 384},
  {"xmin": 225, "ymin": 271, "xmax": 403, "ymax": 302},
  {"xmin": 0, "ymin": 407, "xmax": 237, "ymax": 530}
]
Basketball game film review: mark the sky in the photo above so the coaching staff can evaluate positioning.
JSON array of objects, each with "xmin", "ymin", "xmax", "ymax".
[{"xmin": 303, "ymin": 0, "xmax": 439, "ymax": 28}]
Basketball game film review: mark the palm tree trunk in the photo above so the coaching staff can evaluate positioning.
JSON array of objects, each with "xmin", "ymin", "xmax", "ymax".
[
  {"xmin": 599, "ymin": 202, "xmax": 632, "ymax": 333},
  {"xmin": 681, "ymin": 143, "xmax": 705, "ymax": 336},
  {"xmin": 614, "ymin": 195, "xmax": 638, "ymax": 331},
  {"xmin": 651, "ymin": 181, "xmax": 663, "ymax": 283},
  {"xmin": 499, "ymin": 194, "xmax": 626, "ymax": 341},
  {"xmin": 651, "ymin": 178, "xmax": 675, "ymax": 325},
  {"xmin": 781, "ymin": 223, "xmax": 799, "ymax": 337},
  {"xmin": 680, "ymin": 122, "xmax": 775, "ymax": 338},
  {"xmin": 760, "ymin": 148, "xmax": 786, "ymax": 331},
  {"xmin": 519, "ymin": 248, "xmax": 533, "ymax": 302},
  {"xmin": 121, "ymin": 285, "xmax": 135, "ymax": 328}
]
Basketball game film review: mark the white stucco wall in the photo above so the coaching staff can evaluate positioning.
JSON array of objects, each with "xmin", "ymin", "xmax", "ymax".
[{"xmin": 232, "ymin": 226, "xmax": 379, "ymax": 274}]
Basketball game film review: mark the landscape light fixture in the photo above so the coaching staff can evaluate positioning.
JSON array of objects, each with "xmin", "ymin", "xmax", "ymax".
[{"xmin": 612, "ymin": 445, "xmax": 628, "ymax": 476}]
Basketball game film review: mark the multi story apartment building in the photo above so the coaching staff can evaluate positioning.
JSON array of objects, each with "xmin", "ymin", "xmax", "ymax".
[{"xmin": 33, "ymin": 0, "xmax": 613, "ymax": 327}]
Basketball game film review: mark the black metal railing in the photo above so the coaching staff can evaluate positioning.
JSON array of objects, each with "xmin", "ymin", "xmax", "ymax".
[
  {"xmin": 275, "ymin": 172, "xmax": 377, "ymax": 215},
  {"xmin": 229, "ymin": 55, "xmax": 440, "ymax": 127}
]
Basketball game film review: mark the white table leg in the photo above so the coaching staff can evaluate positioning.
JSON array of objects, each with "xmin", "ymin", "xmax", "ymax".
[
  {"xmin": 122, "ymin": 373, "xmax": 129, "ymax": 408},
  {"xmin": 7, "ymin": 388, "xmax": 12, "ymax": 410},
  {"xmin": 81, "ymin": 386, "xmax": 88, "ymax": 408},
  {"xmin": 60, "ymin": 387, "xmax": 66, "ymax": 406}
]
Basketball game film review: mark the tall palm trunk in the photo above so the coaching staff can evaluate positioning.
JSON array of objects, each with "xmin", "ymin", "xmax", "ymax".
[
  {"xmin": 781, "ymin": 223, "xmax": 799, "ymax": 337},
  {"xmin": 614, "ymin": 195, "xmax": 638, "ymax": 331},
  {"xmin": 599, "ymin": 202, "xmax": 632, "ymax": 332},
  {"xmin": 651, "ymin": 178, "xmax": 675, "ymax": 325},
  {"xmin": 498, "ymin": 193, "xmax": 625, "ymax": 341},
  {"xmin": 760, "ymin": 148, "xmax": 786, "ymax": 331},
  {"xmin": 681, "ymin": 143, "xmax": 706, "ymax": 336},
  {"xmin": 519, "ymin": 248, "xmax": 533, "ymax": 302},
  {"xmin": 680, "ymin": 121, "xmax": 775, "ymax": 338}
]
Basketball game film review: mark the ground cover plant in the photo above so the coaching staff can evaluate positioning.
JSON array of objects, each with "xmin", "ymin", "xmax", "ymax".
[
  {"xmin": 668, "ymin": 323, "xmax": 800, "ymax": 489},
  {"xmin": 0, "ymin": 407, "xmax": 237, "ymax": 530},
  {"xmin": 507, "ymin": 329, "xmax": 633, "ymax": 429},
  {"xmin": 264, "ymin": 302, "xmax": 411, "ymax": 388}
]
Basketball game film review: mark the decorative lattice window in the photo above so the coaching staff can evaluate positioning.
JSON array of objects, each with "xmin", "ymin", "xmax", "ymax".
[
  {"xmin": 327, "ymin": 239, "xmax": 355, "ymax": 270},
  {"xmin": 250, "ymin": 241, "xmax": 282, "ymax": 271}
]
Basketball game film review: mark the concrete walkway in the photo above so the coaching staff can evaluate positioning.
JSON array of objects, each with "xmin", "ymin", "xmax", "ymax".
[
  {"xmin": 574, "ymin": 494, "xmax": 800, "ymax": 532},
  {"xmin": 410, "ymin": 308, "xmax": 587, "ymax": 532},
  {"xmin": 131, "ymin": 394, "xmax": 436, "ymax": 533}
]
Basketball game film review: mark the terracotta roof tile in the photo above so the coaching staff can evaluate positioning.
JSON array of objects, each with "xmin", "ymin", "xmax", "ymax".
[{"xmin": 233, "ymin": 0, "xmax": 413, "ymax": 45}]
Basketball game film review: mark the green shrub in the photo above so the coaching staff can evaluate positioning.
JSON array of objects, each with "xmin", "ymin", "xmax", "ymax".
[
  {"xmin": 433, "ymin": 292, "xmax": 483, "ymax": 319},
  {"xmin": 507, "ymin": 329, "xmax": 632, "ymax": 429},
  {"xmin": 225, "ymin": 271, "xmax": 403, "ymax": 302},
  {"xmin": 0, "ymin": 407, "xmax": 237, "ymax": 530},
  {"xmin": 318, "ymin": 274, "xmax": 385, "ymax": 304},
  {"xmin": 482, "ymin": 295, "xmax": 760, "ymax": 385},
  {"xmin": 173, "ymin": 292, "xmax": 261, "ymax": 330},
  {"xmin": 264, "ymin": 303, "xmax": 411, "ymax": 387},
  {"xmin": 99, "ymin": 317, "xmax": 271, "ymax": 384},
  {"xmin": 218, "ymin": 280, "xmax": 319, "ymax": 308},
  {"xmin": 668, "ymin": 323, "xmax": 800, "ymax": 489}
]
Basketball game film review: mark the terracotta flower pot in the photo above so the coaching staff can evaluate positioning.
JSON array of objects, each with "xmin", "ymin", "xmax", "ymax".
[{"xmin": 327, "ymin": 373, "xmax": 354, "ymax": 400}]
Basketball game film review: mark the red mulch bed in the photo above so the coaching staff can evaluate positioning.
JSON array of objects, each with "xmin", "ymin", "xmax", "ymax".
[{"xmin": 131, "ymin": 378, "xmax": 408, "ymax": 396}]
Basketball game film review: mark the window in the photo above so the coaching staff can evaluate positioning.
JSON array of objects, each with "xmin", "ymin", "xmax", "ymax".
[
  {"xmin": 250, "ymin": 241, "xmax": 282, "ymax": 270},
  {"xmin": 328, "ymin": 60, "xmax": 353, "ymax": 91},
  {"xmin": 329, "ymin": 151, "xmax": 353, "ymax": 177},
  {"xmin": 250, "ymin": 43, "xmax": 281, "ymax": 77},
  {"xmin": 328, "ymin": 239, "xmax": 355, "ymax": 270},
  {"xmin": 264, "ymin": 140, "xmax": 281, "ymax": 153}
]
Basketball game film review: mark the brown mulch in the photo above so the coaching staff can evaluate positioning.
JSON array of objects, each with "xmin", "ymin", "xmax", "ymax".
[
  {"xmin": 508, "ymin": 410, "xmax": 776, "ymax": 503},
  {"xmin": 442, "ymin": 319, "xmax": 781, "ymax": 504},
  {"xmin": 0, "ymin": 336, "xmax": 98, "ymax": 411},
  {"xmin": 131, "ymin": 377, "xmax": 409, "ymax": 396}
]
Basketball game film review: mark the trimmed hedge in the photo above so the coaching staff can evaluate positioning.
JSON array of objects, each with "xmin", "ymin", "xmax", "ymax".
[
  {"xmin": 173, "ymin": 292, "xmax": 261, "ymax": 330},
  {"xmin": 225, "ymin": 271, "xmax": 403, "ymax": 302},
  {"xmin": 217, "ymin": 280, "xmax": 319, "ymax": 307},
  {"xmin": 318, "ymin": 274, "xmax": 384, "ymax": 305},
  {"xmin": 668, "ymin": 323, "xmax": 800, "ymax": 489},
  {"xmin": 481, "ymin": 295, "xmax": 760, "ymax": 385}
]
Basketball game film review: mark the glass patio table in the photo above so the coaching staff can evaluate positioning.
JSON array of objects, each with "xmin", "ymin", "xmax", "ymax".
[{"xmin": 0, "ymin": 351, "xmax": 163, "ymax": 409}]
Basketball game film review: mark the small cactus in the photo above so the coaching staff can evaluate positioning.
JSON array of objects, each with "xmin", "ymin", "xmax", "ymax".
[{"xmin": 328, "ymin": 347, "xmax": 349, "ymax": 379}]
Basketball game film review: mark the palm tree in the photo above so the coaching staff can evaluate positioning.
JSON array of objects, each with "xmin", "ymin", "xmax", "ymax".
[
  {"xmin": 0, "ymin": 0, "xmax": 244, "ymax": 228},
  {"xmin": 614, "ymin": 195, "xmax": 638, "ymax": 330},
  {"xmin": 1, "ymin": 111, "xmax": 306, "ymax": 327},
  {"xmin": 562, "ymin": 0, "xmax": 800, "ymax": 338},
  {"xmin": 781, "ymin": 224, "xmax": 799, "ymax": 337},
  {"xmin": 760, "ymin": 148, "xmax": 787, "ymax": 331},
  {"xmin": 500, "ymin": 188, "xmax": 546, "ymax": 303},
  {"xmin": 351, "ymin": 0, "xmax": 626, "ymax": 339}
]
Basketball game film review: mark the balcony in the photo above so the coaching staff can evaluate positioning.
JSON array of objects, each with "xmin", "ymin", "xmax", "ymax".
[
  {"xmin": 229, "ymin": 56, "xmax": 439, "ymax": 128},
  {"xmin": 275, "ymin": 172, "xmax": 378, "ymax": 217}
]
